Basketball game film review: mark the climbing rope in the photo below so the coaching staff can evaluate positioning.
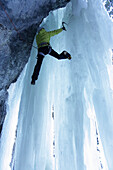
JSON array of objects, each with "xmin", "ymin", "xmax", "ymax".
[{"xmin": 0, "ymin": 1, "xmax": 38, "ymax": 50}]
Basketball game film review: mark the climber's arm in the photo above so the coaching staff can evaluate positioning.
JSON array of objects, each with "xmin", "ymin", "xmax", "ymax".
[{"xmin": 48, "ymin": 28, "xmax": 63, "ymax": 37}]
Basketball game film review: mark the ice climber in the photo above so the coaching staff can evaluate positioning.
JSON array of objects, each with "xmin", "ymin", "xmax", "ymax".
[{"xmin": 31, "ymin": 22, "xmax": 71, "ymax": 85}]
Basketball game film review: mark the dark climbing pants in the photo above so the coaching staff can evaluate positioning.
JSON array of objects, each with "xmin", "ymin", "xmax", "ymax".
[{"xmin": 31, "ymin": 46, "xmax": 68, "ymax": 81}]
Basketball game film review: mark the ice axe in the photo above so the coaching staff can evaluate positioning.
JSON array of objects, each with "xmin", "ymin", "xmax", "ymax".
[{"xmin": 62, "ymin": 22, "xmax": 68, "ymax": 31}]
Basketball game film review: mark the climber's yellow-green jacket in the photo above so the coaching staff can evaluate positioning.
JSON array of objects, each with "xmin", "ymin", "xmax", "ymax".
[{"xmin": 36, "ymin": 28, "xmax": 63, "ymax": 48}]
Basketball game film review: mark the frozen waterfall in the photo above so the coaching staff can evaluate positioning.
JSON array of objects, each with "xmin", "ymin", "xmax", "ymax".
[{"xmin": 0, "ymin": 0, "xmax": 113, "ymax": 170}]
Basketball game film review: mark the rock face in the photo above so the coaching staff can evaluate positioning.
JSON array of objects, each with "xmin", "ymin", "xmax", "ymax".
[
  {"xmin": 0, "ymin": 0, "xmax": 70, "ymax": 135},
  {"xmin": 104, "ymin": 0, "xmax": 113, "ymax": 18}
]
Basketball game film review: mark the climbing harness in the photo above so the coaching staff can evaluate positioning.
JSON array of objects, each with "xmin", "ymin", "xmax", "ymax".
[
  {"xmin": 38, "ymin": 45, "xmax": 52, "ymax": 58},
  {"xmin": 38, "ymin": 42, "xmax": 50, "ymax": 49},
  {"xmin": 48, "ymin": 45, "xmax": 52, "ymax": 54},
  {"xmin": 38, "ymin": 52, "xmax": 45, "ymax": 57},
  {"xmin": 0, "ymin": 1, "xmax": 38, "ymax": 50}
]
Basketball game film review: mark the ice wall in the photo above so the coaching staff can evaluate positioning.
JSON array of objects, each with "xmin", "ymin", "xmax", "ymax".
[
  {"xmin": 0, "ymin": 66, "xmax": 26, "ymax": 170},
  {"xmin": 0, "ymin": 0, "xmax": 113, "ymax": 169}
]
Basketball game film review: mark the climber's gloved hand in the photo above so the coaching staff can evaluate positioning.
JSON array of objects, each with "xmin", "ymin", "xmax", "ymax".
[
  {"xmin": 62, "ymin": 25, "xmax": 66, "ymax": 31},
  {"xmin": 62, "ymin": 22, "xmax": 67, "ymax": 31}
]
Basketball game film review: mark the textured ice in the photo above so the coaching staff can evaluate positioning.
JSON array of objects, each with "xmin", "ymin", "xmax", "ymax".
[
  {"xmin": 0, "ymin": 66, "xmax": 26, "ymax": 170},
  {"xmin": 0, "ymin": 0, "xmax": 113, "ymax": 170}
]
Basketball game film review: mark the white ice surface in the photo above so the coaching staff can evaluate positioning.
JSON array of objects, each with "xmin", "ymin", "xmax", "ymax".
[{"xmin": 0, "ymin": 66, "xmax": 26, "ymax": 170}]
